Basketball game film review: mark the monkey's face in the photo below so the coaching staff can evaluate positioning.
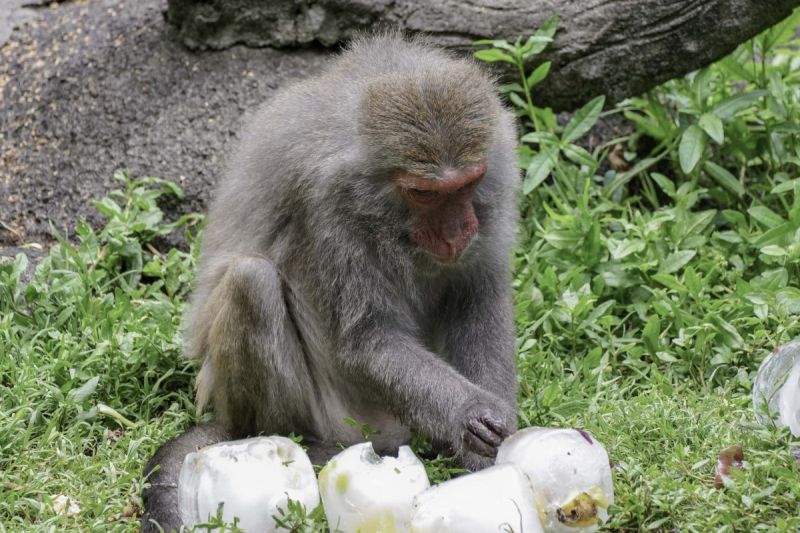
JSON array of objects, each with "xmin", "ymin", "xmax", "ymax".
[{"xmin": 392, "ymin": 159, "xmax": 487, "ymax": 265}]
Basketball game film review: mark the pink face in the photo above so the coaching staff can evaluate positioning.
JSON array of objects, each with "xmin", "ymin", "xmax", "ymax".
[{"xmin": 392, "ymin": 160, "xmax": 487, "ymax": 264}]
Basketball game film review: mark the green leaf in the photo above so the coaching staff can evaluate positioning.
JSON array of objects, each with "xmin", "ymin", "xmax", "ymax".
[
  {"xmin": 698, "ymin": 113, "xmax": 724, "ymax": 144},
  {"xmin": 752, "ymin": 222, "xmax": 795, "ymax": 247},
  {"xmin": 522, "ymin": 151, "xmax": 555, "ymax": 194},
  {"xmin": 68, "ymin": 376, "xmax": 99, "ymax": 403},
  {"xmin": 748, "ymin": 205, "xmax": 785, "ymax": 228},
  {"xmin": 526, "ymin": 62, "xmax": 551, "ymax": 87},
  {"xmin": 508, "ymin": 92, "xmax": 528, "ymax": 110},
  {"xmin": 651, "ymin": 173, "xmax": 676, "ymax": 196},
  {"xmin": 704, "ymin": 161, "xmax": 743, "ymax": 197},
  {"xmin": 535, "ymin": 15, "xmax": 559, "ymax": 39},
  {"xmin": 91, "ymin": 198, "xmax": 122, "ymax": 218},
  {"xmin": 679, "ymin": 125, "xmax": 707, "ymax": 174},
  {"xmin": 771, "ymin": 178, "xmax": 800, "ymax": 194},
  {"xmin": 562, "ymin": 144, "xmax": 597, "ymax": 167},
  {"xmin": 561, "ymin": 95, "xmax": 605, "ymax": 144},
  {"xmin": 710, "ymin": 90, "xmax": 767, "ymax": 119},
  {"xmin": 524, "ymin": 15, "xmax": 559, "ymax": 56},
  {"xmin": 684, "ymin": 267, "xmax": 702, "ymax": 296},
  {"xmin": 499, "ymin": 83, "xmax": 525, "ymax": 94},
  {"xmin": 719, "ymin": 56, "xmax": 755, "ymax": 82},
  {"xmin": 659, "ymin": 250, "xmax": 696, "ymax": 274},
  {"xmin": 760, "ymin": 245, "xmax": 787, "ymax": 257},
  {"xmin": 685, "ymin": 210, "xmax": 717, "ymax": 237},
  {"xmin": 692, "ymin": 67, "xmax": 714, "ymax": 103},
  {"xmin": 473, "ymin": 49, "xmax": 517, "ymax": 64},
  {"xmin": 520, "ymin": 131, "xmax": 559, "ymax": 145},
  {"xmin": 609, "ymin": 239, "xmax": 646, "ymax": 260},
  {"xmin": 472, "ymin": 39, "xmax": 515, "ymax": 51},
  {"xmin": 473, "ymin": 38, "xmax": 509, "ymax": 47},
  {"xmin": 643, "ymin": 315, "xmax": 661, "ymax": 354},
  {"xmin": 624, "ymin": 111, "xmax": 667, "ymax": 140},
  {"xmin": 656, "ymin": 352, "xmax": 679, "ymax": 363},
  {"xmin": 651, "ymin": 273, "xmax": 686, "ymax": 292}
]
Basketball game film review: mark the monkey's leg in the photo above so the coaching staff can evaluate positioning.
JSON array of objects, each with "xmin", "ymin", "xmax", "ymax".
[
  {"xmin": 201, "ymin": 256, "xmax": 414, "ymax": 457},
  {"xmin": 142, "ymin": 258, "xmax": 333, "ymax": 532},
  {"xmin": 198, "ymin": 255, "xmax": 323, "ymax": 444},
  {"xmin": 141, "ymin": 424, "xmax": 231, "ymax": 533}
]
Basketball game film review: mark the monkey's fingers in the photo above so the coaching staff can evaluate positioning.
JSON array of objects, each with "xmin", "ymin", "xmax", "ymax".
[
  {"xmin": 483, "ymin": 416, "xmax": 511, "ymax": 440},
  {"xmin": 467, "ymin": 418, "xmax": 504, "ymax": 449},
  {"xmin": 464, "ymin": 429, "xmax": 498, "ymax": 458}
]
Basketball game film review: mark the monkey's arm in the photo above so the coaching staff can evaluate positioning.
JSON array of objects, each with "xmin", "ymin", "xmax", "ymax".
[
  {"xmin": 338, "ymin": 321, "xmax": 511, "ymax": 458},
  {"xmin": 442, "ymin": 269, "xmax": 518, "ymax": 417}
]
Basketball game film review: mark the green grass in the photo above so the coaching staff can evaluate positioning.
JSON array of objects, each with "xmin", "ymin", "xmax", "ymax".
[{"xmin": 3, "ymin": 13, "xmax": 800, "ymax": 532}]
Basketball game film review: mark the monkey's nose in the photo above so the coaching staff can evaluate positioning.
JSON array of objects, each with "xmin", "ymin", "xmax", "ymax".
[{"xmin": 445, "ymin": 218, "xmax": 478, "ymax": 250}]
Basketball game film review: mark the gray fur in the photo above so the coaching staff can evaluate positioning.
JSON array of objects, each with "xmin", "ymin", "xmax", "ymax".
[{"xmin": 142, "ymin": 33, "xmax": 520, "ymax": 531}]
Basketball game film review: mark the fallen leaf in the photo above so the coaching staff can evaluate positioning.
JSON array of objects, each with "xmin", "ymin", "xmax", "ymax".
[
  {"xmin": 609, "ymin": 143, "xmax": 630, "ymax": 172},
  {"xmin": 714, "ymin": 444, "xmax": 744, "ymax": 488}
]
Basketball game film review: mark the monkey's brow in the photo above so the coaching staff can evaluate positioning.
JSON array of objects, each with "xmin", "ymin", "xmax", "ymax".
[{"xmin": 393, "ymin": 160, "xmax": 487, "ymax": 192}]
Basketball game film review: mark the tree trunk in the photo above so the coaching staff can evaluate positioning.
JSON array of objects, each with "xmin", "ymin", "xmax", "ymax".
[{"xmin": 167, "ymin": 0, "xmax": 800, "ymax": 110}]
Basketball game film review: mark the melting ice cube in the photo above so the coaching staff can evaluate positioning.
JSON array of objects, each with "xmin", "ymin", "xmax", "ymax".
[
  {"xmin": 319, "ymin": 442, "xmax": 430, "ymax": 533},
  {"xmin": 410, "ymin": 463, "xmax": 544, "ymax": 533},
  {"xmin": 178, "ymin": 436, "xmax": 319, "ymax": 532},
  {"xmin": 753, "ymin": 338, "xmax": 800, "ymax": 436}
]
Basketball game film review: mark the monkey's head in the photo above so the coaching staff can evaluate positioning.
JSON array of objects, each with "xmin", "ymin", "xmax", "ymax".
[{"xmin": 360, "ymin": 62, "xmax": 501, "ymax": 265}]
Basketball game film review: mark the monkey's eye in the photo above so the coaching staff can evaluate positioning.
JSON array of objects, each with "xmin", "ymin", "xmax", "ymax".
[{"xmin": 407, "ymin": 188, "xmax": 437, "ymax": 202}]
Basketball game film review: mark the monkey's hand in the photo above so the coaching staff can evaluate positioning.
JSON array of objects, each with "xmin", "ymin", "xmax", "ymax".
[{"xmin": 457, "ymin": 397, "xmax": 512, "ymax": 458}]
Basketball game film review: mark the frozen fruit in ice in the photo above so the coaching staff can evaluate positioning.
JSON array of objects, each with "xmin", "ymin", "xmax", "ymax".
[
  {"xmin": 318, "ymin": 442, "xmax": 429, "ymax": 533},
  {"xmin": 496, "ymin": 427, "xmax": 613, "ymax": 532}
]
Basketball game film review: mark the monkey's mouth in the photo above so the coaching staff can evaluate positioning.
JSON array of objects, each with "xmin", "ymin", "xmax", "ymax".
[
  {"xmin": 426, "ymin": 239, "xmax": 478, "ymax": 265},
  {"xmin": 428, "ymin": 251, "xmax": 460, "ymax": 265}
]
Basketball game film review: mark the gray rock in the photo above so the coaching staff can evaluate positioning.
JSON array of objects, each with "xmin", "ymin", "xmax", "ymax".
[{"xmin": 166, "ymin": 0, "xmax": 800, "ymax": 110}]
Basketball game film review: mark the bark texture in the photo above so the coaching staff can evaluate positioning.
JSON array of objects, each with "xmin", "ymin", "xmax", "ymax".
[{"xmin": 166, "ymin": 0, "xmax": 800, "ymax": 110}]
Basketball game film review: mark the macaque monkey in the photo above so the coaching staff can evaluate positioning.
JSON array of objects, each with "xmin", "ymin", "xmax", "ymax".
[{"xmin": 141, "ymin": 33, "xmax": 520, "ymax": 532}]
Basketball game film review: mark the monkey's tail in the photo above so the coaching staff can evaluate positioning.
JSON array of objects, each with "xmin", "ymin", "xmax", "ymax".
[{"xmin": 141, "ymin": 423, "xmax": 232, "ymax": 533}]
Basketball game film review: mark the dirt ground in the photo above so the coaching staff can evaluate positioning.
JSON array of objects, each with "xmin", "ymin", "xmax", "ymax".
[{"xmin": 0, "ymin": 0, "xmax": 329, "ymax": 254}]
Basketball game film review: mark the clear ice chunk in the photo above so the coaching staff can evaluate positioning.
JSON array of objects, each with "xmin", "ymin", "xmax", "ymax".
[
  {"xmin": 753, "ymin": 338, "xmax": 800, "ymax": 436},
  {"xmin": 177, "ymin": 436, "xmax": 319, "ymax": 532},
  {"xmin": 319, "ymin": 442, "xmax": 430, "ymax": 533},
  {"xmin": 410, "ymin": 463, "xmax": 544, "ymax": 533}
]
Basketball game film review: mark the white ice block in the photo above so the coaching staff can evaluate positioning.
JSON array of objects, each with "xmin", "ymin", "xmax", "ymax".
[
  {"xmin": 319, "ymin": 442, "xmax": 430, "ymax": 533},
  {"xmin": 496, "ymin": 427, "xmax": 613, "ymax": 532},
  {"xmin": 778, "ymin": 358, "xmax": 800, "ymax": 435},
  {"xmin": 753, "ymin": 339, "xmax": 800, "ymax": 436},
  {"xmin": 178, "ymin": 436, "xmax": 319, "ymax": 532},
  {"xmin": 409, "ymin": 463, "xmax": 544, "ymax": 533}
]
